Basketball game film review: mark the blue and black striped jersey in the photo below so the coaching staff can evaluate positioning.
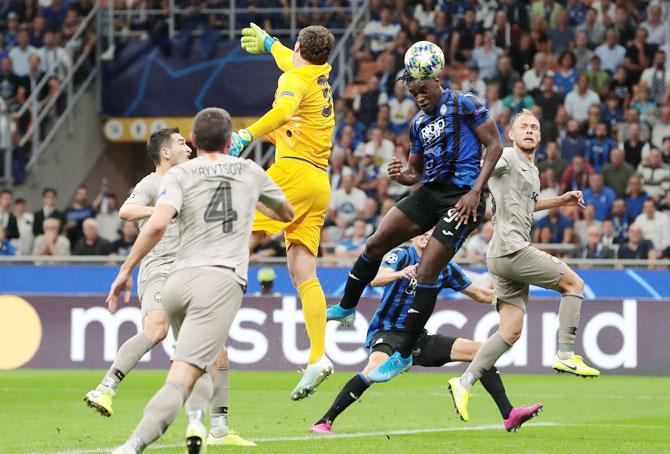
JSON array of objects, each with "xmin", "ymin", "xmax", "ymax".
[
  {"xmin": 365, "ymin": 245, "xmax": 472, "ymax": 348},
  {"xmin": 409, "ymin": 90, "xmax": 490, "ymax": 188}
]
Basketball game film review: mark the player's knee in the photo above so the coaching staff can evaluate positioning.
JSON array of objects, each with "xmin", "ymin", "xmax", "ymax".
[
  {"xmin": 560, "ymin": 272, "xmax": 584, "ymax": 296},
  {"xmin": 214, "ymin": 346, "xmax": 228, "ymax": 368},
  {"xmin": 498, "ymin": 325, "xmax": 522, "ymax": 344},
  {"xmin": 364, "ymin": 234, "xmax": 388, "ymax": 260},
  {"xmin": 144, "ymin": 321, "xmax": 168, "ymax": 344}
]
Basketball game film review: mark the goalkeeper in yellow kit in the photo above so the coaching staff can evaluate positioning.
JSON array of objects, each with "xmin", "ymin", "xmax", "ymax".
[{"xmin": 230, "ymin": 23, "xmax": 336, "ymax": 400}]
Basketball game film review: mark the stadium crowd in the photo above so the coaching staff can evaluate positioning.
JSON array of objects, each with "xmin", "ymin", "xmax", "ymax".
[{"xmin": 1, "ymin": 0, "xmax": 670, "ymax": 263}]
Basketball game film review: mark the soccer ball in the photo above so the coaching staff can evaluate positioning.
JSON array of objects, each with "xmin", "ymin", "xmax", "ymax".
[{"xmin": 404, "ymin": 41, "xmax": 445, "ymax": 80}]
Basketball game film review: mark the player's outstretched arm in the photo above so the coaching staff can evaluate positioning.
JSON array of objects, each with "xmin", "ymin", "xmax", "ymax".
[
  {"xmin": 240, "ymin": 22, "xmax": 293, "ymax": 72},
  {"xmin": 370, "ymin": 264, "xmax": 418, "ymax": 287},
  {"xmin": 461, "ymin": 283, "xmax": 494, "ymax": 304},
  {"xmin": 455, "ymin": 119, "xmax": 502, "ymax": 221},
  {"xmin": 119, "ymin": 203, "xmax": 154, "ymax": 221},
  {"xmin": 388, "ymin": 154, "xmax": 423, "ymax": 186},
  {"xmin": 535, "ymin": 190, "xmax": 585, "ymax": 212}
]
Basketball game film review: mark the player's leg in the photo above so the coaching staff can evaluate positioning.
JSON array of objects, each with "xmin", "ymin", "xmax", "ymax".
[
  {"xmin": 368, "ymin": 205, "xmax": 482, "ymax": 382},
  {"xmin": 85, "ymin": 281, "xmax": 168, "ymax": 417},
  {"xmin": 552, "ymin": 266, "xmax": 600, "ymax": 376},
  {"xmin": 311, "ymin": 351, "xmax": 384, "ymax": 434},
  {"xmin": 205, "ymin": 346, "xmax": 256, "ymax": 446},
  {"xmin": 334, "ymin": 187, "xmax": 435, "ymax": 316}
]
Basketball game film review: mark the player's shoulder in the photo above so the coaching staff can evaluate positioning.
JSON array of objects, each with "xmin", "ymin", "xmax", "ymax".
[
  {"xmin": 410, "ymin": 109, "xmax": 429, "ymax": 128},
  {"xmin": 137, "ymin": 171, "xmax": 160, "ymax": 186},
  {"xmin": 382, "ymin": 246, "xmax": 411, "ymax": 266}
]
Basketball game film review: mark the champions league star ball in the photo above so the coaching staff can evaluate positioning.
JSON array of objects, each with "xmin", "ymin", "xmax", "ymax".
[{"xmin": 404, "ymin": 41, "xmax": 445, "ymax": 80}]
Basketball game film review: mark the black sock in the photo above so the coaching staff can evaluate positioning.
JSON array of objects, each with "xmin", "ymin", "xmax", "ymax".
[
  {"xmin": 316, "ymin": 374, "xmax": 370, "ymax": 425},
  {"xmin": 340, "ymin": 253, "xmax": 382, "ymax": 309},
  {"xmin": 397, "ymin": 283, "xmax": 440, "ymax": 357},
  {"xmin": 479, "ymin": 367, "xmax": 513, "ymax": 419}
]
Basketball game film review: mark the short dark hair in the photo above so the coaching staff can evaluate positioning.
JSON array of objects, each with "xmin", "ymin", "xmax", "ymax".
[
  {"xmin": 192, "ymin": 108, "xmax": 232, "ymax": 152},
  {"xmin": 15, "ymin": 198, "xmax": 26, "ymax": 205},
  {"xmin": 146, "ymin": 127, "xmax": 179, "ymax": 165},
  {"xmin": 43, "ymin": 187, "xmax": 57, "ymax": 197},
  {"xmin": 298, "ymin": 26, "xmax": 335, "ymax": 65},
  {"xmin": 0, "ymin": 189, "xmax": 12, "ymax": 196}
]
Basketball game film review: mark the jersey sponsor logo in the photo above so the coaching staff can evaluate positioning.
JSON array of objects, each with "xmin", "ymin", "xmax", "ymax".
[
  {"xmin": 420, "ymin": 118, "xmax": 446, "ymax": 142},
  {"xmin": 405, "ymin": 278, "xmax": 417, "ymax": 295}
]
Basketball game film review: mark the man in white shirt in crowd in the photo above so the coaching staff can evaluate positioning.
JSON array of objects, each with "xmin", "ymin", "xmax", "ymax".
[
  {"xmin": 522, "ymin": 52, "xmax": 551, "ymax": 94},
  {"xmin": 328, "ymin": 167, "xmax": 368, "ymax": 226},
  {"xmin": 388, "ymin": 81, "xmax": 416, "ymax": 134},
  {"xmin": 362, "ymin": 7, "xmax": 401, "ymax": 56},
  {"xmin": 651, "ymin": 103, "xmax": 670, "ymax": 149},
  {"xmin": 564, "ymin": 74, "xmax": 601, "ymax": 122},
  {"xmin": 13, "ymin": 198, "xmax": 34, "ymax": 255},
  {"xmin": 38, "ymin": 31, "xmax": 72, "ymax": 82},
  {"xmin": 594, "ymin": 29, "xmax": 626, "ymax": 74},
  {"xmin": 8, "ymin": 29, "xmax": 36, "ymax": 77},
  {"xmin": 362, "ymin": 127, "xmax": 394, "ymax": 165},
  {"xmin": 637, "ymin": 149, "xmax": 670, "ymax": 200},
  {"xmin": 634, "ymin": 199, "xmax": 669, "ymax": 251}
]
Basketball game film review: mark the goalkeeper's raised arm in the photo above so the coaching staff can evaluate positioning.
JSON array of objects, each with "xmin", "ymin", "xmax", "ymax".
[{"xmin": 230, "ymin": 23, "xmax": 336, "ymax": 166}]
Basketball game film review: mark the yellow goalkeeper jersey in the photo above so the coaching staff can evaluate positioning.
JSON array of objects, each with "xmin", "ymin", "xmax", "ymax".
[{"xmin": 247, "ymin": 42, "xmax": 334, "ymax": 169}]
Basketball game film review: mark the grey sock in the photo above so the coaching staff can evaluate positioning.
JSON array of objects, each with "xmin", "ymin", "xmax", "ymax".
[
  {"xmin": 103, "ymin": 333, "xmax": 156, "ymax": 390},
  {"xmin": 185, "ymin": 374, "xmax": 213, "ymax": 423},
  {"xmin": 210, "ymin": 367, "xmax": 229, "ymax": 437},
  {"xmin": 558, "ymin": 293, "xmax": 583, "ymax": 357},
  {"xmin": 460, "ymin": 332, "xmax": 513, "ymax": 390},
  {"xmin": 130, "ymin": 378, "xmax": 188, "ymax": 448}
]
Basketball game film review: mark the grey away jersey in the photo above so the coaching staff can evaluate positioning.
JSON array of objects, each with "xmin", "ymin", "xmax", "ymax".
[
  {"xmin": 157, "ymin": 153, "xmax": 286, "ymax": 286},
  {"xmin": 124, "ymin": 172, "xmax": 180, "ymax": 283},
  {"xmin": 487, "ymin": 147, "xmax": 540, "ymax": 258}
]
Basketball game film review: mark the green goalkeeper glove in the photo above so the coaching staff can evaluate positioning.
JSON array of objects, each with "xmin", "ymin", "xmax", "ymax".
[{"xmin": 240, "ymin": 22, "xmax": 278, "ymax": 54}]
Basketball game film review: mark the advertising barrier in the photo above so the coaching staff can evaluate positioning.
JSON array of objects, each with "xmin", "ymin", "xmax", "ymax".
[{"xmin": 2, "ymin": 294, "xmax": 668, "ymax": 375}]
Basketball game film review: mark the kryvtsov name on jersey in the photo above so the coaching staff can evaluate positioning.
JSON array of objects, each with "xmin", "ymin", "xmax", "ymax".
[{"xmin": 191, "ymin": 162, "xmax": 246, "ymax": 178}]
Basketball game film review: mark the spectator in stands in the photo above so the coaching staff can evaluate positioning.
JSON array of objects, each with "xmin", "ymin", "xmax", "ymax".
[
  {"xmin": 370, "ymin": 104, "xmax": 392, "ymax": 137},
  {"xmin": 94, "ymin": 192, "xmax": 121, "ymax": 242},
  {"xmin": 353, "ymin": 149, "xmax": 381, "ymax": 197},
  {"xmin": 610, "ymin": 198, "xmax": 632, "ymax": 245},
  {"xmin": 63, "ymin": 184, "xmax": 95, "ymax": 248},
  {"xmin": 353, "ymin": 76, "xmax": 386, "ymax": 128},
  {"xmin": 335, "ymin": 112, "xmax": 365, "ymax": 146},
  {"xmin": 638, "ymin": 148, "xmax": 670, "ymax": 201},
  {"xmin": 32, "ymin": 217, "xmax": 70, "ymax": 257},
  {"xmin": 595, "ymin": 29, "xmax": 626, "ymax": 74},
  {"xmin": 612, "ymin": 5, "xmax": 636, "ymax": 46},
  {"xmin": 72, "ymin": 218, "xmax": 112, "ymax": 256},
  {"xmin": 621, "ymin": 122, "xmax": 650, "ymax": 169},
  {"xmin": 534, "ymin": 207, "xmax": 574, "ymax": 244},
  {"xmin": 585, "ymin": 55, "xmax": 610, "ymax": 96},
  {"xmin": 502, "ymin": 80, "xmax": 534, "ymax": 115},
  {"xmin": 464, "ymin": 221, "xmax": 493, "ymax": 262},
  {"xmin": 8, "ymin": 29, "xmax": 36, "ymax": 77},
  {"xmin": 484, "ymin": 83, "xmax": 503, "ymax": 120},
  {"xmin": 625, "ymin": 174, "xmax": 649, "ymax": 219},
  {"xmin": 663, "ymin": 136, "xmax": 670, "ymax": 164},
  {"xmin": 609, "ymin": 66, "xmax": 631, "ymax": 108},
  {"xmin": 602, "ymin": 94, "xmax": 623, "ymax": 128},
  {"xmin": 328, "ymin": 167, "xmax": 367, "ymax": 226},
  {"xmin": 38, "ymin": 31, "xmax": 71, "ymax": 82},
  {"xmin": 641, "ymin": 50, "xmax": 670, "ymax": 105},
  {"xmin": 538, "ymin": 141, "xmax": 567, "ymax": 181},
  {"xmin": 0, "ymin": 227, "xmax": 15, "ymax": 256},
  {"xmin": 548, "ymin": 10, "xmax": 574, "ymax": 55},
  {"xmin": 652, "ymin": 104, "xmax": 670, "ymax": 150},
  {"xmin": 555, "ymin": 51, "xmax": 581, "ymax": 95},
  {"xmin": 33, "ymin": 187, "xmax": 61, "ymax": 236},
  {"xmin": 461, "ymin": 63, "xmax": 486, "ymax": 98},
  {"xmin": 375, "ymin": 52, "xmax": 399, "ymax": 97},
  {"xmin": 576, "ymin": 7, "xmax": 604, "ymax": 46},
  {"xmin": 624, "ymin": 28, "xmax": 665, "ymax": 88},
  {"xmin": 0, "ymin": 189, "xmax": 18, "ymax": 239},
  {"xmin": 564, "ymin": 74, "xmax": 600, "ymax": 122},
  {"xmin": 634, "ymin": 198, "xmax": 669, "ymax": 251},
  {"xmin": 0, "ymin": 56, "xmax": 24, "ymax": 111},
  {"xmin": 470, "ymin": 31, "xmax": 503, "ymax": 81},
  {"xmin": 571, "ymin": 225, "xmax": 615, "ymax": 259},
  {"xmin": 361, "ymin": 7, "xmax": 400, "ymax": 58},
  {"xmin": 361, "ymin": 127, "xmax": 393, "ymax": 166},
  {"xmin": 495, "ymin": 55, "xmax": 520, "ymax": 98},
  {"xmin": 13, "ymin": 198, "xmax": 33, "ymax": 255},
  {"xmin": 3, "ymin": 11, "xmax": 19, "ymax": 48},
  {"xmin": 31, "ymin": 15, "xmax": 47, "ymax": 48},
  {"xmin": 632, "ymin": 84, "xmax": 658, "ymax": 127},
  {"xmin": 522, "ymin": 52, "xmax": 549, "ymax": 95},
  {"xmin": 334, "ymin": 218, "xmax": 368, "ymax": 258},
  {"xmin": 251, "ymin": 233, "xmax": 286, "ymax": 260},
  {"xmin": 584, "ymin": 122, "xmax": 616, "ymax": 172},
  {"xmin": 413, "ymin": 0, "xmax": 439, "ymax": 28},
  {"xmin": 42, "ymin": 0, "xmax": 69, "ymax": 30},
  {"xmin": 561, "ymin": 155, "xmax": 594, "ymax": 193},
  {"xmin": 583, "ymin": 104, "xmax": 602, "ymax": 138},
  {"xmin": 582, "ymin": 173, "xmax": 616, "ymax": 221},
  {"xmin": 530, "ymin": 0, "xmax": 563, "ymax": 28},
  {"xmin": 572, "ymin": 30, "xmax": 593, "ymax": 73},
  {"xmin": 449, "ymin": 8, "xmax": 481, "ymax": 63},
  {"xmin": 110, "ymin": 220, "xmax": 138, "ymax": 257},
  {"xmin": 641, "ymin": 3, "xmax": 670, "ymax": 47},
  {"xmin": 534, "ymin": 75, "xmax": 564, "ymax": 125},
  {"xmin": 602, "ymin": 148, "xmax": 635, "ymax": 198},
  {"xmin": 618, "ymin": 224, "xmax": 657, "ymax": 259},
  {"xmin": 574, "ymin": 204, "xmax": 602, "ymax": 245}
]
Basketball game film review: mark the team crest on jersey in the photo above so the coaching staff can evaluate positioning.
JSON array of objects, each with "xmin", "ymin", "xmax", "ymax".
[
  {"xmin": 154, "ymin": 292, "xmax": 162, "ymax": 302},
  {"xmin": 385, "ymin": 252, "xmax": 398, "ymax": 264}
]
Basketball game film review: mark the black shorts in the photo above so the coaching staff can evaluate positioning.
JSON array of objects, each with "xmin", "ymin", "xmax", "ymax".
[
  {"xmin": 369, "ymin": 329, "xmax": 457, "ymax": 367},
  {"xmin": 395, "ymin": 182, "xmax": 484, "ymax": 251}
]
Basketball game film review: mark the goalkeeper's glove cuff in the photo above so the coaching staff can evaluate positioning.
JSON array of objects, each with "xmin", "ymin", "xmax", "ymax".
[
  {"xmin": 230, "ymin": 129, "xmax": 253, "ymax": 157},
  {"xmin": 263, "ymin": 35, "xmax": 278, "ymax": 53}
]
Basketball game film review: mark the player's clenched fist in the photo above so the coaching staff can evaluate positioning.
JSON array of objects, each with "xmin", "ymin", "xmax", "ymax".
[
  {"xmin": 387, "ymin": 156, "xmax": 403, "ymax": 181},
  {"xmin": 398, "ymin": 263, "xmax": 418, "ymax": 280}
]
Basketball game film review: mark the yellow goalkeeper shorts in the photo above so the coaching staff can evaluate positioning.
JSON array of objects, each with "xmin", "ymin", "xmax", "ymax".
[{"xmin": 252, "ymin": 157, "xmax": 331, "ymax": 256}]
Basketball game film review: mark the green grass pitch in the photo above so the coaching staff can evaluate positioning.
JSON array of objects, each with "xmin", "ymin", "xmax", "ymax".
[{"xmin": 1, "ymin": 370, "xmax": 668, "ymax": 453}]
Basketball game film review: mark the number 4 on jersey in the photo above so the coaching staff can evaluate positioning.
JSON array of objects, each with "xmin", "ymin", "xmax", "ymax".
[{"xmin": 204, "ymin": 181, "xmax": 238, "ymax": 233}]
